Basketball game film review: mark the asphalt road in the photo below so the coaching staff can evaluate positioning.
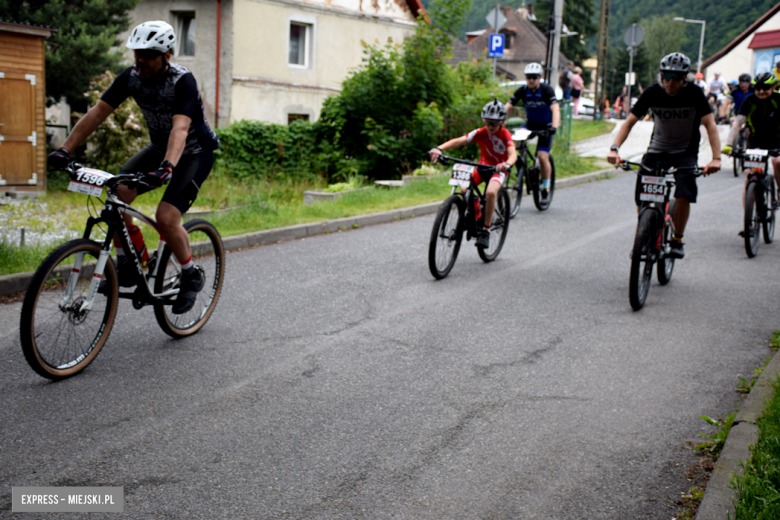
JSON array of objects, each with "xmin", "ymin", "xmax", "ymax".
[{"xmin": 1, "ymin": 163, "xmax": 777, "ymax": 519}]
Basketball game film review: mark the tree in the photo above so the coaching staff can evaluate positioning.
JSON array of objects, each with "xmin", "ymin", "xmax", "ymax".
[
  {"xmin": 643, "ymin": 15, "xmax": 687, "ymax": 83},
  {"xmin": 0, "ymin": 0, "xmax": 140, "ymax": 109}
]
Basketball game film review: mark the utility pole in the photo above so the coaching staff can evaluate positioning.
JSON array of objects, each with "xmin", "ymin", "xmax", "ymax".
[
  {"xmin": 549, "ymin": 0, "xmax": 564, "ymax": 88},
  {"xmin": 593, "ymin": 0, "xmax": 610, "ymax": 120}
]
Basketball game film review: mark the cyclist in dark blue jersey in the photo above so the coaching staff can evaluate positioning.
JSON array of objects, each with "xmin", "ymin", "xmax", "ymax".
[
  {"xmin": 506, "ymin": 62, "xmax": 560, "ymax": 201},
  {"xmin": 48, "ymin": 21, "xmax": 219, "ymax": 314},
  {"xmin": 722, "ymin": 73, "xmax": 753, "ymax": 120}
]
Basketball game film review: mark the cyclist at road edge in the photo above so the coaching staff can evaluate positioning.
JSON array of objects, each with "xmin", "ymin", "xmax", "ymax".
[
  {"xmin": 48, "ymin": 20, "xmax": 220, "ymax": 314},
  {"xmin": 429, "ymin": 99, "xmax": 517, "ymax": 249},
  {"xmin": 505, "ymin": 62, "xmax": 560, "ymax": 201}
]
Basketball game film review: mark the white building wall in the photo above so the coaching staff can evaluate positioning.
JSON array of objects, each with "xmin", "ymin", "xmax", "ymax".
[
  {"xmin": 706, "ymin": 11, "xmax": 780, "ymax": 83},
  {"xmin": 231, "ymin": 0, "xmax": 417, "ymax": 124}
]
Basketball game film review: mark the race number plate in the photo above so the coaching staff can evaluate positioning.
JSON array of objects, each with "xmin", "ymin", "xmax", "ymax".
[
  {"xmin": 638, "ymin": 175, "xmax": 665, "ymax": 203},
  {"xmin": 68, "ymin": 167, "xmax": 113, "ymax": 197},
  {"xmin": 512, "ymin": 128, "xmax": 532, "ymax": 142},
  {"xmin": 449, "ymin": 163, "xmax": 473, "ymax": 187},
  {"xmin": 744, "ymin": 148, "xmax": 769, "ymax": 169}
]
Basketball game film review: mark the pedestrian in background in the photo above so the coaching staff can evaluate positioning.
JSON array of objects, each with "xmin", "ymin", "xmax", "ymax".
[{"xmin": 571, "ymin": 66, "xmax": 584, "ymax": 115}]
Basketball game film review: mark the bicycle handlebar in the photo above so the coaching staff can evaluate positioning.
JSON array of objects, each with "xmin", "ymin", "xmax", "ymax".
[
  {"xmin": 51, "ymin": 162, "xmax": 164, "ymax": 191},
  {"xmin": 434, "ymin": 154, "xmax": 498, "ymax": 173},
  {"xmin": 618, "ymin": 160, "xmax": 705, "ymax": 177}
]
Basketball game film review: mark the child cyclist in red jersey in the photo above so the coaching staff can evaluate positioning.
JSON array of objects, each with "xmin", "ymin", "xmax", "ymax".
[{"xmin": 429, "ymin": 99, "xmax": 517, "ymax": 249}]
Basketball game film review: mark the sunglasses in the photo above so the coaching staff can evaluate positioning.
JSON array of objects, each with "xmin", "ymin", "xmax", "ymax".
[
  {"xmin": 661, "ymin": 71, "xmax": 684, "ymax": 81},
  {"xmin": 526, "ymin": 75, "xmax": 540, "ymax": 80},
  {"xmin": 135, "ymin": 49, "xmax": 163, "ymax": 60},
  {"xmin": 755, "ymin": 84, "xmax": 774, "ymax": 91},
  {"xmin": 485, "ymin": 120, "xmax": 502, "ymax": 127}
]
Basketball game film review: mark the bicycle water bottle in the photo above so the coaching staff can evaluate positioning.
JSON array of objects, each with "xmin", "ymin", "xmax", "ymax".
[{"xmin": 128, "ymin": 225, "xmax": 149, "ymax": 268}]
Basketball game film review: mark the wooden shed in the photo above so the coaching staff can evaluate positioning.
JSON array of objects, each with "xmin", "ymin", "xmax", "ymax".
[{"xmin": 0, "ymin": 20, "xmax": 54, "ymax": 195}]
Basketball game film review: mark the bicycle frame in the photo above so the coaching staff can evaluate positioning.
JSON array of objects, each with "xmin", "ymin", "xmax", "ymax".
[
  {"xmin": 440, "ymin": 155, "xmax": 498, "ymax": 240},
  {"xmin": 60, "ymin": 173, "xmax": 179, "ymax": 314}
]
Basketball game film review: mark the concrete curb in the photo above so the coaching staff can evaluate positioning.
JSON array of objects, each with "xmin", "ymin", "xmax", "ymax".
[
  {"xmin": 695, "ymin": 351, "xmax": 780, "ymax": 519},
  {"xmin": 0, "ymin": 168, "xmax": 619, "ymax": 297}
]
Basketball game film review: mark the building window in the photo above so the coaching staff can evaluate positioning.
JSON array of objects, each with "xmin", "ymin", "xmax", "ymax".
[
  {"xmin": 174, "ymin": 12, "xmax": 196, "ymax": 56},
  {"xmin": 288, "ymin": 114, "xmax": 310, "ymax": 124},
  {"xmin": 289, "ymin": 22, "xmax": 310, "ymax": 67}
]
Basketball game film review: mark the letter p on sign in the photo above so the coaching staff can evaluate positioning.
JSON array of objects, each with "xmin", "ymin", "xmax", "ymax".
[{"xmin": 488, "ymin": 34, "xmax": 505, "ymax": 58}]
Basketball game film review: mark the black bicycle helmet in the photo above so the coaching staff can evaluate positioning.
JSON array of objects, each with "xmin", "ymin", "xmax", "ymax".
[
  {"xmin": 659, "ymin": 52, "xmax": 691, "ymax": 73},
  {"xmin": 482, "ymin": 98, "xmax": 508, "ymax": 120},
  {"xmin": 739, "ymin": 73, "xmax": 752, "ymax": 83},
  {"xmin": 752, "ymin": 72, "xmax": 778, "ymax": 88}
]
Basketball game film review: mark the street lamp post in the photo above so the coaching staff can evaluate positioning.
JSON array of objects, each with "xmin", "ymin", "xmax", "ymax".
[{"xmin": 673, "ymin": 17, "xmax": 706, "ymax": 73}]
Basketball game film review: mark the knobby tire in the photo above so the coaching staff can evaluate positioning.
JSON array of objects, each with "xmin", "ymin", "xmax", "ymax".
[
  {"xmin": 428, "ymin": 195, "xmax": 464, "ymax": 279},
  {"xmin": 478, "ymin": 188, "xmax": 510, "ymax": 263},
  {"xmin": 20, "ymin": 239, "xmax": 118, "ymax": 380},
  {"xmin": 629, "ymin": 210, "xmax": 657, "ymax": 311}
]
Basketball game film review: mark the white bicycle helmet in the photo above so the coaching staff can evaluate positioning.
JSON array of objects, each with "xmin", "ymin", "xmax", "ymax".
[
  {"xmin": 524, "ymin": 62, "xmax": 544, "ymax": 76},
  {"xmin": 127, "ymin": 21, "xmax": 176, "ymax": 53},
  {"xmin": 482, "ymin": 99, "xmax": 507, "ymax": 120}
]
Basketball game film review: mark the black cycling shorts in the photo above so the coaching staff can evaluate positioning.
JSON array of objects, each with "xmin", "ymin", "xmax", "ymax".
[
  {"xmin": 634, "ymin": 153, "xmax": 698, "ymax": 205},
  {"xmin": 120, "ymin": 145, "xmax": 214, "ymax": 214},
  {"xmin": 523, "ymin": 124, "xmax": 555, "ymax": 154}
]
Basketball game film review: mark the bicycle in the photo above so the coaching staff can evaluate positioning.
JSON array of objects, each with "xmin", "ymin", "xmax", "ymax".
[
  {"xmin": 733, "ymin": 148, "xmax": 778, "ymax": 257},
  {"xmin": 428, "ymin": 155, "xmax": 511, "ymax": 279},
  {"xmin": 502, "ymin": 128, "xmax": 556, "ymax": 216},
  {"xmin": 20, "ymin": 162, "xmax": 225, "ymax": 380},
  {"xmin": 622, "ymin": 160, "xmax": 704, "ymax": 311}
]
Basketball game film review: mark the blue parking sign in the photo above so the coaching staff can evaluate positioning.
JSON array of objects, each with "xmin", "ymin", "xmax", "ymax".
[{"xmin": 488, "ymin": 34, "xmax": 505, "ymax": 58}]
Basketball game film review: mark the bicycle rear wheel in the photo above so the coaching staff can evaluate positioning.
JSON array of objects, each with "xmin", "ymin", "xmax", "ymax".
[
  {"xmin": 428, "ymin": 195, "xmax": 465, "ymax": 279},
  {"xmin": 478, "ymin": 188, "xmax": 511, "ymax": 263},
  {"xmin": 657, "ymin": 199, "xmax": 676, "ymax": 286},
  {"xmin": 763, "ymin": 178, "xmax": 776, "ymax": 244},
  {"xmin": 629, "ymin": 210, "xmax": 657, "ymax": 311},
  {"xmin": 20, "ymin": 239, "xmax": 118, "ymax": 380},
  {"xmin": 154, "ymin": 219, "xmax": 225, "ymax": 338},
  {"xmin": 533, "ymin": 155, "xmax": 556, "ymax": 211},
  {"xmin": 745, "ymin": 182, "xmax": 760, "ymax": 257}
]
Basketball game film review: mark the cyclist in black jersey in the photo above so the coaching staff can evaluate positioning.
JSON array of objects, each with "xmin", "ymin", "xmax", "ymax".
[
  {"xmin": 723, "ymin": 72, "xmax": 780, "ymax": 203},
  {"xmin": 48, "ymin": 21, "xmax": 219, "ymax": 314}
]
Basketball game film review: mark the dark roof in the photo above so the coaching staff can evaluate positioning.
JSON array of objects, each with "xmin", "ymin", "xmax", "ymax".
[
  {"xmin": 445, "ymin": 36, "xmax": 517, "ymax": 80},
  {"xmin": 467, "ymin": 6, "xmax": 570, "ymax": 66},
  {"xmin": 702, "ymin": 3, "xmax": 780, "ymax": 68},
  {"xmin": 0, "ymin": 19, "xmax": 56, "ymax": 33},
  {"xmin": 405, "ymin": 0, "xmax": 425, "ymax": 19}
]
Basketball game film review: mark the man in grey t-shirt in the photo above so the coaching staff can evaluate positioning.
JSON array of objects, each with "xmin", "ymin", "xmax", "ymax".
[{"xmin": 607, "ymin": 53, "xmax": 721, "ymax": 260}]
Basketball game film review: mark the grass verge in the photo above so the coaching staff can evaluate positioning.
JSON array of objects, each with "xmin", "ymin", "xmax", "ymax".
[
  {"xmin": 730, "ymin": 377, "xmax": 780, "ymax": 518},
  {"xmin": 571, "ymin": 119, "xmax": 616, "ymax": 142},
  {"xmin": 2, "ymin": 151, "xmax": 605, "ymax": 278}
]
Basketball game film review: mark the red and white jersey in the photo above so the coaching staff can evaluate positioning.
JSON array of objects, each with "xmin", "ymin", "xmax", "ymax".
[{"xmin": 466, "ymin": 126, "xmax": 515, "ymax": 166}]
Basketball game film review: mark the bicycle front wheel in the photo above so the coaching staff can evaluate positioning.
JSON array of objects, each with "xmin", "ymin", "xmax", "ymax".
[
  {"xmin": 429, "ymin": 195, "xmax": 465, "ymax": 279},
  {"xmin": 478, "ymin": 188, "xmax": 510, "ymax": 262},
  {"xmin": 745, "ymin": 182, "xmax": 760, "ymax": 257},
  {"xmin": 629, "ymin": 210, "xmax": 657, "ymax": 311},
  {"xmin": 533, "ymin": 155, "xmax": 556, "ymax": 211},
  {"xmin": 20, "ymin": 239, "xmax": 118, "ymax": 380},
  {"xmin": 154, "ymin": 219, "xmax": 225, "ymax": 338},
  {"xmin": 763, "ymin": 178, "xmax": 776, "ymax": 244},
  {"xmin": 657, "ymin": 199, "xmax": 676, "ymax": 286}
]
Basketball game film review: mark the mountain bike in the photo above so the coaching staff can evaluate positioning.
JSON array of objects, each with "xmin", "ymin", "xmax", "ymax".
[
  {"xmin": 20, "ymin": 163, "xmax": 225, "ymax": 380},
  {"xmin": 622, "ymin": 160, "xmax": 703, "ymax": 311},
  {"xmin": 734, "ymin": 148, "xmax": 778, "ymax": 257},
  {"xmin": 428, "ymin": 155, "xmax": 511, "ymax": 279},
  {"xmin": 503, "ymin": 128, "xmax": 556, "ymax": 216}
]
